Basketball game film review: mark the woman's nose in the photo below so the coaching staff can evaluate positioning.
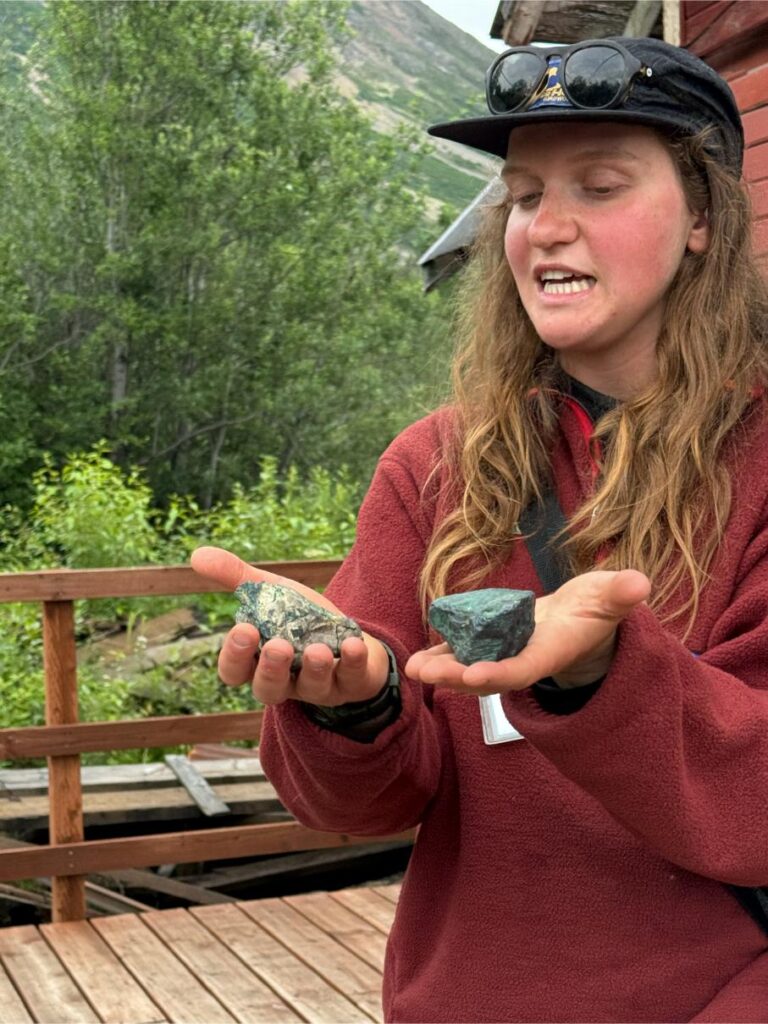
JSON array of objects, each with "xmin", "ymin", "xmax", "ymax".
[{"xmin": 527, "ymin": 191, "xmax": 579, "ymax": 249}]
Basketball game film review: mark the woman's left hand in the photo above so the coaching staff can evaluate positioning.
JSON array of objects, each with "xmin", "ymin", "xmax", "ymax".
[{"xmin": 405, "ymin": 569, "xmax": 651, "ymax": 695}]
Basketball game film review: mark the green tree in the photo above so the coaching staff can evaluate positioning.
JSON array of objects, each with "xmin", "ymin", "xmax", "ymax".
[{"xmin": 0, "ymin": 0, "xmax": 451, "ymax": 508}]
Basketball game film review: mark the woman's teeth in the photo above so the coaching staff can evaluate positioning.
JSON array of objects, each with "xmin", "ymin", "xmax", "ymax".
[{"xmin": 540, "ymin": 273, "xmax": 596, "ymax": 294}]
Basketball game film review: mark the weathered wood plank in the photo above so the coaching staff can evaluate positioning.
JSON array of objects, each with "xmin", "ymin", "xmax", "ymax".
[
  {"xmin": 731, "ymin": 64, "xmax": 768, "ymax": 114},
  {"xmin": 285, "ymin": 891, "xmax": 389, "ymax": 973},
  {"xmin": 0, "ymin": 924, "xmax": 100, "ymax": 1023},
  {"xmin": 0, "ymin": 778, "xmax": 280, "ymax": 831},
  {"xmin": 189, "ymin": 840, "xmax": 411, "ymax": 890},
  {"xmin": 683, "ymin": 0, "xmax": 732, "ymax": 45},
  {"xmin": 164, "ymin": 755, "xmax": 230, "ymax": 816},
  {"xmin": 193, "ymin": 902, "xmax": 373, "ymax": 1023},
  {"xmin": 94, "ymin": 867, "xmax": 236, "ymax": 905},
  {"xmin": 686, "ymin": 0, "xmax": 768, "ymax": 56},
  {"xmin": 41, "ymin": 920, "xmax": 165, "ymax": 1023},
  {"xmin": 143, "ymin": 907, "xmax": 301, "ymax": 1022},
  {"xmin": 0, "ymin": 710, "xmax": 264, "ymax": 759},
  {"xmin": 92, "ymin": 913, "xmax": 236, "ymax": 1024},
  {"xmin": 330, "ymin": 888, "xmax": 398, "ymax": 935},
  {"xmin": 745, "ymin": 140, "xmax": 768, "ymax": 184},
  {"xmin": 0, "ymin": 560, "xmax": 339, "ymax": 602},
  {"xmin": 624, "ymin": 0, "xmax": 661, "ymax": 37},
  {"xmin": 0, "ymin": 821, "xmax": 414, "ymax": 881},
  {"xmin": 0, "ymin": 756, "xmax": 263, "ymax": 796},
  {"xmin": 719, "ymin": 35, "xmax": 768, "ymax": 79},
  {"xmin": 745, "ymin": 107, "xmax": 768, "ymax": 152},
  {"xmin": 0, "ymin": 956, "xmax": 32, "ymax": 1023},
  {"xmin": 239, "ymin": 896, "xmax": 383, "ymax": 1021}
]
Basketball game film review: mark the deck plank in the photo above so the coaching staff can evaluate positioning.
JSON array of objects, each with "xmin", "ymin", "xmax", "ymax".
[
  {"xmin": 142, "ymin": 907, "xmax": 301, "ymax": 1023},
  {"xmin": 40, "ymin": 920, "xmax": 166, "ymax": 1024},
  {"xmin": 0, "ymin": 885, "xmax": 396, "ymax": 1023},
  {"xmin": 0, "ymin": 955, "xmax": 33, "ymax": 1023},
  {"xmin": 329, "ymin": 888, "xmax": 397, "ymax": 935},
  {"xmin": 91, "ymin": 913, "xmax": 236, "ymax": 1024},
  {"xmin": 192, "ymin": 903, "xmax": 371, "ymax": 1024},
  {"xmin": 369, "ymin": 884, "xmax": 400, "ymax": 905},
  {"xmin": 0, "ymin": 924, "xmax": 99, "ymax": 1023},
  {"xmin": 284, "ymin": 892, "xmax": 387, "ymax": 973},
  {"xmin": 239, "ymin": 898, "xmax": 383, "ymax": 1022}
]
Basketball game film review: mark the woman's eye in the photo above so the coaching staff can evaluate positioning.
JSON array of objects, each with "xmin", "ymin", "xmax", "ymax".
[
  {"xmin": 585, "ymin": 184, "xmax": 620, "ymax": 196},
  {"xmin": 512, "ymin": 192, "xmax": 541, "ymax": 208}
]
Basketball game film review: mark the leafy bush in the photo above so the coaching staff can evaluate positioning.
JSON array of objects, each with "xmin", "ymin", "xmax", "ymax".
[{"xmin": 0, "ymin": 445, "xmax": 360, "ymax": 764}]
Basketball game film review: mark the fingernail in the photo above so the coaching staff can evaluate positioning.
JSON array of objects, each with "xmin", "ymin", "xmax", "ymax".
[
  {"xmin": 264, "ymin": 649, "xmax": 286, "ymax": 663},
  {"xmin": 232, "ymin": 634, "xmax": 253, "ymax": 649}
]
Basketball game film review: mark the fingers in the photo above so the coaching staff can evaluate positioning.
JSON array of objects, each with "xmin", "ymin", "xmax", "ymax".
[
  {"xmin": 292, "ymin": 642, "xmax": 336, "ymax": 705},
  {"xmin": 406, "ymin": 643, "xmax": 467, "ymax": 688},
  {"xmin": 191, "ymin": 545, "xmax": 267, "ymax": 591},
  {"xmin": 191, "ymin": 545, "xmax": 338, "ymax": 613},
  {"xmin": 607, "ymin": 569, "xmax": 651, "ymax": 614},
  {"xmin": 252, "ymin": 637, "xmax": 296, "ymax": 705},
  {"xmin": 218, "ymin": 622, "xmax": 260, "ymax": 686},
  {"xmin": 334, "ymin": 636, "xmax": 370, "ymax": 689},
  {"xmin": 564, "ymin": 568, "xmax": 650, "ymax": 621}
]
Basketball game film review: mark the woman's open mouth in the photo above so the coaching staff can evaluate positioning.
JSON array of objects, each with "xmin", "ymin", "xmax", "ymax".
[{"xmin": 538, "ymin": 270, "xmax": 597, "ymax": 295}]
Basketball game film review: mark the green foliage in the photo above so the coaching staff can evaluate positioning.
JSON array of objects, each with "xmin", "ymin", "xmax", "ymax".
[
  {"xmin": 0, "ymin": 446, "xmax": 360, "ymax": 764},
  {"xmin": 23, "ymin": 444, "xmax": 158, "ymax": 570},
  {"xmin": 204, "ymin": 458, "xmax": 358, "ymax": 562},
  {"xmin": 0, "ymin": 0, "xmax": 453, "ymax": 508}
]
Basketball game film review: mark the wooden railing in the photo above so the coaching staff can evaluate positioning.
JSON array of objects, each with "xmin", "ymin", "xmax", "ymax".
[{"xmin": 0, "ymin": 562, "xmax": 411, "ymax": 922}]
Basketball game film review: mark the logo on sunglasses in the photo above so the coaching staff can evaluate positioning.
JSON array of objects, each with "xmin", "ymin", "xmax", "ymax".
[{"xmin": 527, "ymin": 57, "xmax": 571, "ymax": 110}]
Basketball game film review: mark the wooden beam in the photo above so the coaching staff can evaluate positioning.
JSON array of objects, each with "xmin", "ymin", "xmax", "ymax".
[
  {"xmin": 0, "ymin": 559, "xmax": 340, "ymax": 603},
  {"xmin": 501, "ymin": 0, "xmax": 543, "ymax": 45},
  {"xmin": 164, "ymin": 755, "xmax": 230, "ymax": 816},
  {"xmin": 624, "ymin": 0, "xmax": 661, "ymax": 37},
  {"xmin": 663, "ymin": 0, "xmax": 681, "ymax": 45},
  {"xmin": 43, "ymin": 600, "xmax": 85, "ymax": 923},
  {"xmin": 0, "ymin": 710, "xmax": 264, "ymax": 759},
  {"xmin": 0, "ymin": 822, "xmax": 417, "ymax": 880}
]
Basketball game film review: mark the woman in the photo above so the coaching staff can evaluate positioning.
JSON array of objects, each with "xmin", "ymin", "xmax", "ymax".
[{"xmin": 192, "ymin": 36, "xmax": 768, "ymax": 1022}]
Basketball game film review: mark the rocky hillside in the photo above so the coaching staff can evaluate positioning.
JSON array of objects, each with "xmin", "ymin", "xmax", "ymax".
[{"xmin": 338, "ymin": 1, "xmax": 501, "ymax": 215}]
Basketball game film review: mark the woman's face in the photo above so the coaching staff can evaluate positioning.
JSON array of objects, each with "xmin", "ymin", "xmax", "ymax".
[{"xmin": 502, "ymin": 122, "xmax": 709, "ymax": 395}]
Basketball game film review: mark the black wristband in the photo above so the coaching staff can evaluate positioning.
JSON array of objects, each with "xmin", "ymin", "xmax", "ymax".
[{"xmin": 302, "ymin": 643, "xmax": 401, "ymax": 733}]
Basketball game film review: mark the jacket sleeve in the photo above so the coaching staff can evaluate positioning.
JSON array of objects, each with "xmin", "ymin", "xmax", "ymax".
[
  {"xmin": 504, "ymin": 510, "xmax": 768, "ymax": 886},
  {"xmin": 259, "ymin": 443, "xmax": 443, "ymax": 835}
]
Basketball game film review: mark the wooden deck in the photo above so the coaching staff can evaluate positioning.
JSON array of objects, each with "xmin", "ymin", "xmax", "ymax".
[{"xmin": 0, "ymin": 883, "xmax": 400, "ymax": 1023}]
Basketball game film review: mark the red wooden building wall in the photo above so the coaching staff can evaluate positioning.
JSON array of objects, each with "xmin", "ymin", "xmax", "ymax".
[{"xmin": 681, "ymin": 1, "xmax": 768, "ymax": 271}]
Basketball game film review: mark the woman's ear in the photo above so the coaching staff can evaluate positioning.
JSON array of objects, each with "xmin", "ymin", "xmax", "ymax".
[{"xmin": 686, "ymin": 210, "xmax": 710, "ymax": 254}]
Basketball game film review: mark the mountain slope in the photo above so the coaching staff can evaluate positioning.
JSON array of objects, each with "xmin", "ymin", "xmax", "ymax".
[{"xmin": 338, "ymin": 1, "xmax": 501, "ymax": 214}]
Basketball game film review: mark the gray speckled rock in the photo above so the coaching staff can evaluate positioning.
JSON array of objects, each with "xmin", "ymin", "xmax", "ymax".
[
  {"xmin": 428, "ymin": 588, "xmax": 535, "ymax": 664},
  {"xmin": 235, "ymin": 581, "xmax": 362, "ymax": 670}
]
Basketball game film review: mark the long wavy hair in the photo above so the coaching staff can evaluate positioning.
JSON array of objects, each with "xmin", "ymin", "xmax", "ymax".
[{"xmin": 419, "ymin": 129, "xmax": 768, "ymax": 639}]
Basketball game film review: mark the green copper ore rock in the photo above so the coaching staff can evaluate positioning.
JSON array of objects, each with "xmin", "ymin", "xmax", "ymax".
[
  {"xmin": 235, "ymin": 581, "xmax": 362, "ymax": 670},
  {"xmin": 428, "ymin": 588, "xmax": 535, "ymax": 664}
]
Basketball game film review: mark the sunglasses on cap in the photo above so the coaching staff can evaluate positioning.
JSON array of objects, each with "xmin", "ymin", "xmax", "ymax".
[{"xmin": 486, "ymin": 41, "xmax": 653, "ymax": 115}]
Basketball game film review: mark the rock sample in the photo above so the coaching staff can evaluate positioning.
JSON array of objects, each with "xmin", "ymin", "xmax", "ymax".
[
  {"xmin": 235, "ymin": 581, "xmax": 362, "ymax": 670},
  {"xmin": 428, "ymin": 588, "xmax": 535, "ymax": 664}
]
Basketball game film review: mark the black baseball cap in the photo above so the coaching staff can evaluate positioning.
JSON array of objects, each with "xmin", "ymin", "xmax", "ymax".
[{"xmin": 428, "ymin": 36, "xmax": 744, "ymax": 176}]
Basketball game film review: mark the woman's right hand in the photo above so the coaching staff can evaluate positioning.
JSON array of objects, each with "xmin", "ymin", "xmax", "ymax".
[{"xmin": 190, "ymin": 546, "xmax": 391, "ymax": 707}]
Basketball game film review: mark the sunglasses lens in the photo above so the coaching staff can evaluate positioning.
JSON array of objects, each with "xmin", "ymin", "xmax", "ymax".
[
  {"xmin": 489, "ymin": 52, "xmax": 544, "ymax": 112},
  {"xmin": 564, "ymin": 46, "xmax": 626, "ymax": 107}
]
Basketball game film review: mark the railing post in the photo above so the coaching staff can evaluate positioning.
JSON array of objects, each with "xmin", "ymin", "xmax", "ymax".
[{"xmin": 43, "ymin": 599, "xmax": 86, "ymax": 921}]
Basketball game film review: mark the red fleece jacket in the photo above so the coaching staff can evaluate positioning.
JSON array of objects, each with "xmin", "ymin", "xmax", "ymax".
[{"xmin": 261, "ymin": 399, "xmax": 768, "ymax": 1023}]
